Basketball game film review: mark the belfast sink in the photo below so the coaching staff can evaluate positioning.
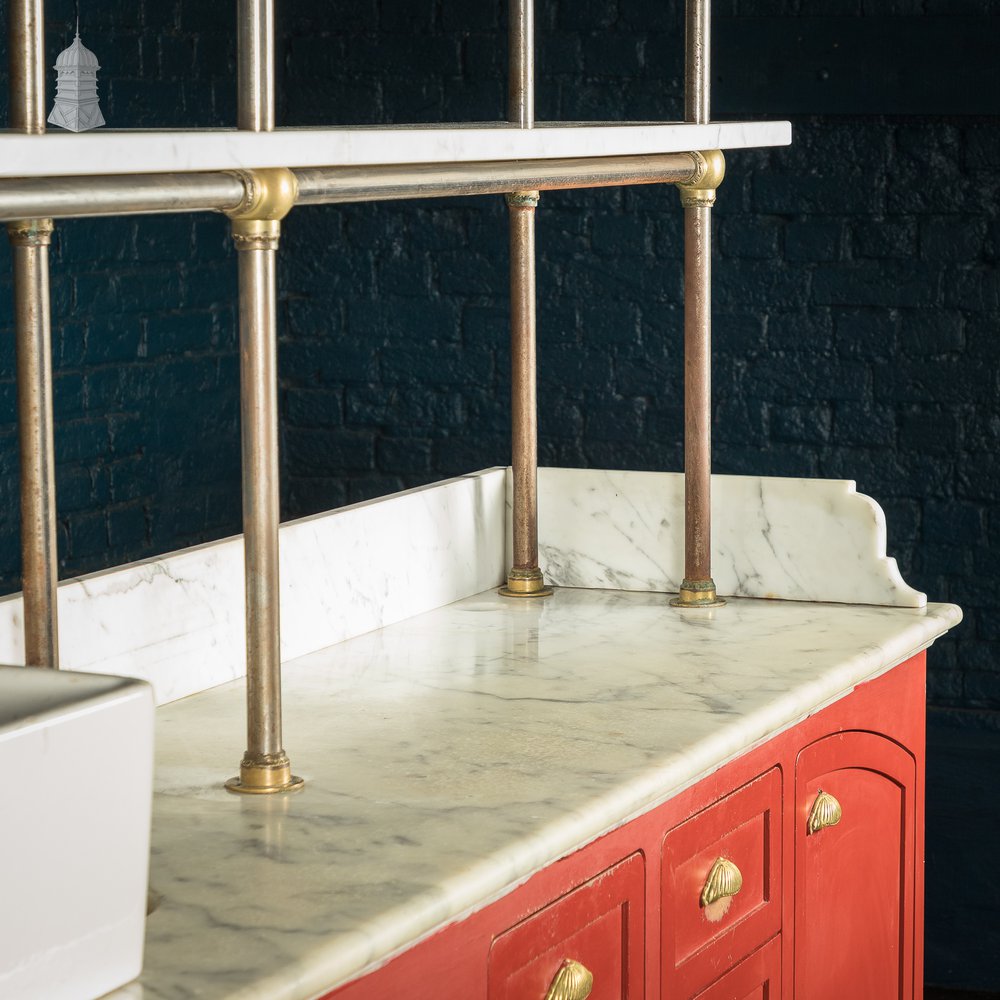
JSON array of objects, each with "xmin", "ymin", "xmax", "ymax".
[{"xmin": 0, "ymin": 664, "xmax": 154, "ymax": 1000}]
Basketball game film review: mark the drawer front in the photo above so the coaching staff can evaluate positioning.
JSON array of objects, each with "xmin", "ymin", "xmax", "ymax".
[
  {"xmin": 692, "ymin": 936, "xmax": 782, "ymax": 1000},
  {"xmin": 488, "ymin": 853, "xmax": 645, "ymax": 1000},
  {"xmin": 662, "ymin": 768, "xmax": 782, "ymax": 998}
]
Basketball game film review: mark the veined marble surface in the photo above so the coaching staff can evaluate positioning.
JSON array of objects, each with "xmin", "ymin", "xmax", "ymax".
[
  {"xmin": 0, "ymin": 121, "xmax": 791, "ymax": 179},
  {"xmin": 0, "ymin": 470, "xmax": 505, "ymax": 705},
  {"xmin": 522, "ymin": 468, "xmax": 925, "ymax": 607},
  {"xmin": 115, "ymin": 589, "xmax": 959, "ymax": 1000}
]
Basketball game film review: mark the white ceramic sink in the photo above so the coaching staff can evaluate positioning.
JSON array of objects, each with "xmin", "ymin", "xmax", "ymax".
[{"xmin": 0, "ymin": 664, "xmax": 154, "ymax": 1000}]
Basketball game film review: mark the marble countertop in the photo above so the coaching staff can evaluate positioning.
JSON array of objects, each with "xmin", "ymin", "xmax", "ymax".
[{"xmin": 121, "ymin": 588, "xmax": 959, "ymax": 1000}]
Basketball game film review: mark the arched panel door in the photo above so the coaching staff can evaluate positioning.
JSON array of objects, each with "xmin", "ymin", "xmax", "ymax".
[{"xmin": 795, "ymin": 731, "xmax": 917, "ymax": 1000}]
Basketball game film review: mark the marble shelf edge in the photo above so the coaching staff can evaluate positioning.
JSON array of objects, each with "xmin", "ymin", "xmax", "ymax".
[
  {"xmin": 0, "ymin": 467, "xmax": 922, "ymax": 705},
  {"xmin": 0, "ymin": 120, "xmax": 791, "ymax": 178}
]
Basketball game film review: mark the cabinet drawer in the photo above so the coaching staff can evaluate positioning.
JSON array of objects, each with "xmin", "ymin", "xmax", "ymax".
[
  {"xmin": 692, "ymin": 936, "xmax": 781, "ymax": 1000},
  {"xmin": 662, "ymin": 768, "xmax": 782, "ymax": 998},
  {"xmin": 488, "ymin": 852, "xmax": 645, "ymax": 1000}
]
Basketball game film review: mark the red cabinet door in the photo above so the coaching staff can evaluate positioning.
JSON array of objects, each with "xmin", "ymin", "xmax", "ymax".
[{"xmin": 795, "ymin": 731, "xmax": 916, "ymax": 1000}]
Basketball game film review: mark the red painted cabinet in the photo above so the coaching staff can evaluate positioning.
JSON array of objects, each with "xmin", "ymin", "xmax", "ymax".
[{"xmin": 327, "ymin": 654, "xmax": 925, "ymax": 1000}]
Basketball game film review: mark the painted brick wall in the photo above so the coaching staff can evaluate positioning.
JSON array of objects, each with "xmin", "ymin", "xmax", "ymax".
[{"xmin": 0, "ymin": 1, "xmax": 997, "ymax": 718}]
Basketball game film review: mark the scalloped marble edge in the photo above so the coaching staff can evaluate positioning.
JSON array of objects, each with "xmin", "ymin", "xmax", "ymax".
[
  {"xmin": 506, "ymin": 468, "xmax": 925, "ymax": 608},
  {"xmin": 0, "ymin": 469, "xmax": 506, "ymax": 705}
]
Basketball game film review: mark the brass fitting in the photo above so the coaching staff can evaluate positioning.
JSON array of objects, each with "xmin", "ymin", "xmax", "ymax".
[
  {"xmin": 7, "ymin": 218, "xmax": 54, "ymax": 247},
  {"xmin": 500, "ymin": 566, "xmax": 553, "ymax": 598},
  {"xmin": 225, "ymin": 167, "xmax": 299, "ymax": 250},
  {"xmin": 506, "ymin": 190, "xmax": 540, "ymax": 210},
  {"xmin": 225, "ymin": 751, "xmax": 304, "ymax": 795},
  {"xmin": 678, "ymin": 149, "xmax": 726, "ymax": 209},
  {"xmin": 670, "ymin": 578, "xmax": 727, "ymax": 609}
]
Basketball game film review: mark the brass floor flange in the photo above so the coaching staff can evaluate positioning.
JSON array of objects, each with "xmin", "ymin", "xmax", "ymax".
[
  {"xmin": 670, "ymin": 579, "xmax": 727, "ymax": 609},
  {"xmin": 225, "ymin": 758, "xmax": 304, "ymax": 795},
  {"xmin": 499, "ymin": 567, "xmax": 553, "ymax": 599}
]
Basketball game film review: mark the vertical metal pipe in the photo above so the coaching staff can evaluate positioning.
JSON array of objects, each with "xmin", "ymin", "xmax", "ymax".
[
  {"xmin": 236, "ymin": 0, "xmax": 275, "ymax": 133},
  {"xmin": 673, "ymin": 0, "xmax": 724, "ymax": 609},
  {"xmin": 508, "ymin": 192, "xmax": 540, "ymax": 574},
  {"xmin": 508, "ymin": 0, "xmax": 534, "ymax": 130},
  {"xmin": 8, "ymin": 0, "xmax": 60, "ymax": 665},
  {"xmin": 682, "ymin": 206, "xmax": 713, "ymax": 585},
  {"xmin": 226, "ymin": 0, "xmax": 301, "ymax": 793},
  {"xmin": 501, "ymin": 0, "xmax": 550, "ymax": 599},
  {"xmin": 684, "ymin": 0, "xmax": 711, "ymax": 125},
  {"xmin": 238, "ymin": 246, "xmax": 283, "ymax": 761}
]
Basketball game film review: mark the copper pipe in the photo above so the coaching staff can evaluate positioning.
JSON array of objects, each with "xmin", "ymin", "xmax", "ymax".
[
  {"xmin": 8, "ymin": 0, "xmax": 59, "ymax": 665},
  {"xmin": 500, "ymin": 0, "xmax": 549, "ymax": 598},
  {"xmin": 682, "ymin": 205, "xmax": 712, "ymax": 583},
  {"xmin": 226, "ymin": 0, "xmax": 301, "ymax": 794},
  {"xmin": 0, "ymin": 153, "xmax": 699, "ymax": 221},
  {"xmin": 673, "ymin": 0, "xmax": 724, "ymax": 609}
]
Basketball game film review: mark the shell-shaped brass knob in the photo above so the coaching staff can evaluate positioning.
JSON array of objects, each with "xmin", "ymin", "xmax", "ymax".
[
  {"xmin": 807, "ymin": 789, "xmax": 843, "ymax": 835},
  {"xmin": 700, "ymin": 857, "xmax": 743, "ymax": 908},
  {"xmin": 545, "ymin": 958, "xmax": 594, "ymax": 1000}
]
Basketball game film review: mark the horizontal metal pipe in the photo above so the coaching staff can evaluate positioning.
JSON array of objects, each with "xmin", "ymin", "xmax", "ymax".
[
  {"xmin": 0, "ymin": 173, "xmax": 247, "ymax": 221},
  {"xmin": 295, "ymin": 153, "xmax": 698, "ymax": 204},
  {"xmin": 0, "ymin": 154, "xmax": 699, "ymax": 221}
]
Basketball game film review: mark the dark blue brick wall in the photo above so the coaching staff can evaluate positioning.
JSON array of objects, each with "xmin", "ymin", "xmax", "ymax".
[
  {"xmin": 1, "ymin": 2, "xmax": 997, "ymax": 717},
  {"xmin": 1, "ymin": 2, "xmax": 998, "ymax": 989}
]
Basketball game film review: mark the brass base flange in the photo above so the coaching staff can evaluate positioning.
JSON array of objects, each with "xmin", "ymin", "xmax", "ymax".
[
  {"xmin": 499, "ymin": 567, "xmax": 553, "ymax": 599},
  {"xmin": 225, "ymin": 756, "xmax": 304, "ymax": 795},
  {"xmin": 670, "ymin": 579, "xmax": 727, "ymax": 609}
]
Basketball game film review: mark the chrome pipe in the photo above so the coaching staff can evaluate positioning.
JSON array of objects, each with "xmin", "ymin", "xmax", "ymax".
[
  {"xmin": 8, "ymin": 0, "xmax": 59, "ymax": 666},
  {"xmin": 226, "ymin": 0, "xmax": 301, "ymax": 794},
  {"xmin": 685, "ymin": 0, "xmax": 711, "ymax": 125},
  {"xmin": 294, "ymin": 153, "xmax": 697, "ymax": 205},
  {"xmin": 500, "ymin": 0, "xmax": 549, "ymax": 598},
  {"xmin": 681, "ymin": 205, "xmax": 713, "ymax": 585},
  {"xmin": 0, "ymin": 173, "xmax": 246, "ymax": 222}
]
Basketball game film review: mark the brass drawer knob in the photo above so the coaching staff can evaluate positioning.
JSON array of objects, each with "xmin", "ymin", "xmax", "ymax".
[
  {"xmin": 700, "ymin": 857, "xmax": 743, "ymax": 908},
  {"xmin": 545, "ymin": 958, "xmax": 594, "ymax": 1000},
  {"xmin": 807, "ymin": 789, "xmax": 843, "ymax": 835}
]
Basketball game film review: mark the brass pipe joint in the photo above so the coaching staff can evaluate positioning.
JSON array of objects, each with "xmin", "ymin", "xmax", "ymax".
[
  {"xmin": 506, "ymin": 190, "xmax": 540, "ymax": 210},
  {"xmin": 226, "ymin": 752, "xmax": 303, "ymax": 796},
  {"xmin": 7, "ymin": 217, "xmax": 53, "ymax": 247},
  {"xmin": 225, "ymin": 167, "xmax": 298, "ymax": 250},
  {"xmin": 671, "ymin": 579, "xmax": 726, "ymax": 609},
  {"xmin": 678, "ymin": 150, "xmax": 725, "ymax": 208}
]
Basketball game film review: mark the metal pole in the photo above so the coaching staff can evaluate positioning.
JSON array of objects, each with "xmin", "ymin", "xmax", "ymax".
[
  {"xmin": 500, "ymin": 0, "xmax": 550, "ymax": 599},
  {"xmin": 226, "ymin": 0, "xmax": 301, "ymax": 794},
  {"xmin": 8, "ymin": 0, "xmax": 60, "ymax": 665},
  {"xmin": 0, "ymin": 153, "xmax": 700, "ymax": 222},
  {"xmin": 673, "ymin": 0, "xmax": 725, "ymax": 609}
]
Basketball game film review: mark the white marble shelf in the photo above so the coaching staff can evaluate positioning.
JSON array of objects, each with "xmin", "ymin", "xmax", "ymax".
[
  {"xmin": 0, "ymin": 121, "xmax": 791, "ymax": 179},
  {"xmin": 114, "ymin": 588, "xmax": 960, "ymax": 1000}
]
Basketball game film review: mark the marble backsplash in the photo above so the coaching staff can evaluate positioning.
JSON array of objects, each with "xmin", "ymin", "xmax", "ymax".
[{"xmin": 0, "ymin": 468, "xmax": 923, "ymax": 703}]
